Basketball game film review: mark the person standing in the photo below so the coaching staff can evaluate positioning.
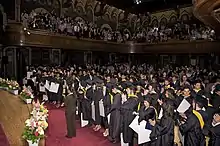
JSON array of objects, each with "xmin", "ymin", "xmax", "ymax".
[{"xmin": 64, "ymin": 84, "xmax": 77, "ymax": 138}]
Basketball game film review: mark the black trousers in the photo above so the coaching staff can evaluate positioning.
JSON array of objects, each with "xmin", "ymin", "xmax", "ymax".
[{"xmin": 65, "ymin": 112, "xmax": 76, "ymax": 137}]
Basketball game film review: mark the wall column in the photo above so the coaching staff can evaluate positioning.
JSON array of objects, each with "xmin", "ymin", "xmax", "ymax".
[
  {"xmin": 15, "ymin": 0, "xmax": 21, "ymax": 22},
  {"xmin": 51, "ymin": 49, "xmax": 61, "ymax": 65},
  {"xmin": 3, "ymin": 47, "xmax": 17, "ymax": 79}
]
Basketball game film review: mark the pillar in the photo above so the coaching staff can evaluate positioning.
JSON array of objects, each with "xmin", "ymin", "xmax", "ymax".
[
  {"xmin": 3, "ymin": 47, "xmax": 17, "ymax": 79},
  {"xmin": 84, "ymin": 51, "xmax": 92, "ymax": 64},
  {"xmin": 15, "ymin": 0, "xmax": 21, "ymax": 22},
  {"xmin": 51, "ymin": 49, "xmax": 61, "ymax": 65}
]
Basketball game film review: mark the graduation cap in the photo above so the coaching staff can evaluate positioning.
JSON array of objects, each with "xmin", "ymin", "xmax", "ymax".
[
  {"xmin": 214, "ymin": 84, "xmax": 220, "ymax": 92},
  {"xmin": 194, "ymin": 95, "xmax": 208, "ymax": 108},
  {"xmin": 126, "ymin": 82, "xmax": 135, "ymax": 90}
]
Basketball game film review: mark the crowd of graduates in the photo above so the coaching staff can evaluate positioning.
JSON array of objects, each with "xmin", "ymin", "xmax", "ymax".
[{"xmin": 26, "ymin": 64, "xmax": 220, "ymax": 146}]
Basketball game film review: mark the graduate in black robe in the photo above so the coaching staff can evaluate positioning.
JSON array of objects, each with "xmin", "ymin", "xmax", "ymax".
[
  {"xmin": 93, "ymin": 78, "xmax": 103, "ymax": 131},
  {"xmin": 121, "ymin": 85, "xmax": 139, "ymax": 145},
  {"xmin": 150, "ymin": 97, "xmax": 175, "ymax": 146},
  {"xmin": 138, "ymin": 96, "xmax": 157, "ymax": 146},
  {"xmin": 179, "ymin": 107, "xmax": 205, "ymax": 146},
  {"xmin": 108, "ymin": 84, "xmax": 122, "ymax": 143},
  {"xmin": 208, "ymin": 109, "xmax": 220, "ymax": 146}
]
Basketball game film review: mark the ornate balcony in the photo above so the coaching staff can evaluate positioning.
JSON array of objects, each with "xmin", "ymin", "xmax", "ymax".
[
  {"xmin": 4, "ymin": 22, "xmax": 220, "ymax": 54},
  {"xmin": 193, "ymin": 0, "xmax": 220, "ymax": 33}
]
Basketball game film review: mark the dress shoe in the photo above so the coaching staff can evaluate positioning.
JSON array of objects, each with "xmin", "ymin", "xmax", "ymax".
[{"xmin": 65, "ymin": 135, "xmax": 73, "ymax": 138}]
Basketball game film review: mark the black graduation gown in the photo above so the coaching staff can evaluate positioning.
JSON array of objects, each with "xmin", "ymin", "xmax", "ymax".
[
  {"xmin": 209, "ymin": 124, "xmax": 220, "ymax": 146},
  {"xmin": 179, "ymin": 113, "xmax": 205, "ymax": 146},
  {"xmin": 120, "ymin": 96, "xmax": 139, "ymax": 143},
  {"xmin": 109, "ymin": 93, "xmax": 121, "ymax": 140},
  {"xmin": 93, "ymin": 87, "xmax": 103, "ymax": 125},
  {"xmin": 150, "ymin": 116, "xmax": 174, "ymax": 146},
  {"xmin": 64, "ymin": 93, "xmax": 76, "ymax": 137},
  {"xmin": 81, "ymin": 87, "xmax": 93, "ymax": 121},
  {"xmin": 211, "ymin": 93, "xmax": 220, "ymax": 109}
]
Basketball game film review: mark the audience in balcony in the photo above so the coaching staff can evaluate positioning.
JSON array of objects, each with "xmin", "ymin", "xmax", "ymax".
[{"xmin": 21, "ymin": 10, "xmax": 216, "ymax": 44}]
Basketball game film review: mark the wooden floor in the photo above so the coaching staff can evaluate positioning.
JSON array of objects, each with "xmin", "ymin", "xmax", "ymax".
[{"xmin": 0, "ymin": 90, "xmax": 45, "ymax": 146}]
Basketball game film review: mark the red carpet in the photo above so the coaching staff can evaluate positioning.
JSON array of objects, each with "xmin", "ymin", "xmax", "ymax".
[
  {"xmin": 0, "ymin": 124, "xmax": 10, "ymax": 146},
  {"xmin": 46, "ymin": 106, "xmax": 119, "ymax": 146}
]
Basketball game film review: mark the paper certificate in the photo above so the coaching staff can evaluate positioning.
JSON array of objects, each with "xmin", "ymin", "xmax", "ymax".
[
  {"xmin": 45, "ymin": 80, "xmax": 50, "ymax": 90},
  {"xmin": 129, "ymin": 115, "xmax": 152, "ymax": 144},
  {"xmin": 91, "ymin": 102, "xmax": 95, "ymax": 121},
  {"xmin": 49, "ymin": 82, "xmax": 60, "ymax": 93},
  {"xmin": 39, "ymin": 85, "xmax": 45, "ymax": 92},
  {"xmin": 99, "ymin": 100, "xmax": 105, "ymax": 117},
  {"xmin": 158, "ymin": 108, "xmax": 163, "ymax": 119},
  {"xmin": 27, "ymin": 72, "xmax": 33, "ymax": 79},
  {"xmin": 120, "ymin": 133, "xmax": 129, "ymax": 146},
  {"xmin": 177, "ymin": 99, "xmax": 191, "ymax": 113},
  {"xmin": 81, "ymin": 113, "xmax": 89, "ymax": 127}
]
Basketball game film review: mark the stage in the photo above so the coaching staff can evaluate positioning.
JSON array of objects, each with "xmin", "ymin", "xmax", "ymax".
[
  {"xmin": 0, "ymin": 90, "xmax": 118, "ymax": 146},
  {"xmin": 0, "ymin": 90, "xmax": 45, "ymax": 146}
]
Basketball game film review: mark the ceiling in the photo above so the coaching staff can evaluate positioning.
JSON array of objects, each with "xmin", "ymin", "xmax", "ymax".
[{"xmin": 97, "ymin": 0, "xmax": 192, "ymax": 13}]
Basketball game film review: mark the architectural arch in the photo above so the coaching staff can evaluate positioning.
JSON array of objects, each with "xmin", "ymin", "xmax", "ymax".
[
  {"xmin": 169, "ymin": 15, "xmax": 177, "ymax": 24},
  {"xmin": 111, "ymin": 7, "xmax": 118, "ymax": 21},
  {"xmin": 75, "ymin": 2, "xmax": 86, "ymax": 14},
  {"xmin": 74, "ymin": 16, "xmax": 85, "ymax": 23},
  {"xmin": 180, "ymin": 13, "xmax": 189, "ymax": 22},
  {"xmin": 160, "ymin": 17, "xmax": 167, "ymax": 27},
  {"xmin": 101, "ymin": 24, "xmax": 112, "ymax": 31},
  {"xmin": 30, "ymin": 8, "xmax": 51, "ymax": 16},
  {"xmin": 151, "ymin": 19, "xmax": 158, "ymax": 27},
  {"xmin": 118, "ymin": 10, "xmax": 124, "ymax": 21}
]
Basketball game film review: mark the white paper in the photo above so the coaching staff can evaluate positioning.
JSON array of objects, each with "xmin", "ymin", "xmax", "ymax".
[
  {"xmin": 81, "ymin": 113, "xmax": 89, "ymax": 127},
  {"xmin": 129, "ymin": 116, "xmax": 140, "ymax": 133},
  {"xmin": 45, "ymin": 80, "xmax": 50, "ymax": 90},
  {"xmin": 49, "ymin": 82, "xmax": 60, "ymax": 93},
  {"xmin": 107, "ymin": 114, "xmax": 110, "ymax": 124},
  {"xmin": 120, "ymin": 133, "xmax": 129, "ymax": 146},
  {"xmin": 27, "ymin": 72, "xmax": 33, "ymax": 79},
  {"xmin": 23, "ymin": 78, "xmax": 27, "ymax": 85},
  {"xmin": 99, "ymin": 100, "xmax": 105, "ymax": 117},
  {"xmin": 91, "ymin": 102, "xmax": 95, "ymax": 121},
  {"xmin": 43, "ymin": 94, "xmax": 48, "ymax": 101},
  {"xmin": 158, "ymin": 108, "xmax": 163, "ymax": 119},
  {"xmin": 32, "ymin": 77, "xmax": 36, "ymax": 86},
  {"xmin": 177, "ymin": 99, "xmax": 191, "ymax": 113},
  {"xmin": 39, "ymin": 85, "xmax": 45, "ymax": 92},
  {"xmin": 129, "ymin": 116, "xmax": 151, "ymax": 144},
  {"xmin": 138, "ymin": 120, "xmax": 151, "ymax": 144}
]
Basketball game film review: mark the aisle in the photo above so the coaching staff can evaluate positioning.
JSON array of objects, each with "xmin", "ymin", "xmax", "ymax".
[
  {"xmin": 0, "ymin": 124, "xmax": 10, "ymax": 146},
  {"xmin": 46, "ymin": 106, "xmax": 119, "ymax": 146}
]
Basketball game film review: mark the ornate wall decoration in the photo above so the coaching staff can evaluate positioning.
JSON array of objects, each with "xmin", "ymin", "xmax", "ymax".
[
  {"xmin": 181, "ymin": 14, "xmax": 189, "ymax": 23},
  {"xmin": 151, "ymin": 17, "xmax": 158, "ymax": 27},
  {"xmin": 111, "ymin": 7, "xmax": 118, "ymax": 22},
  {"xmin": 118, "ymin": 10, "xmax": 124, "ymax": 22},
  {"xmin": 94, "ymin": 1, "xmax": 101, "ymax": 15},
  {"xmin": 169, "ymin": 15, "xmax": 177, "ymax": 24},
  {"xmin": 160, "ymin": 17, "xmax": 167, "ymax": 27},
  {"xmin": 75, "ymin": 0, "xmax": 86, "ymax": 15},
  {"xmin": 102, "ymin": 5, "xmax": 111, "ymax": 21}
]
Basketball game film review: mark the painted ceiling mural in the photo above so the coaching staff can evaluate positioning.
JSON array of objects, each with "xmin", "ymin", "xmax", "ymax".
[{"xmin": 21, "ymin": 0, "xmax": 193, "ymax": 33}]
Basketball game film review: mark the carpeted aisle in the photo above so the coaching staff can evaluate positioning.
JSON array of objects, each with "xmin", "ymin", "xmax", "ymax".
[
  {"xmin": 0, "ymin": 124, "xmax": 10, "ymax": 146},
  {"xmin": 46, "ymin": 106, "xmax": 119, "ymax": 146}
]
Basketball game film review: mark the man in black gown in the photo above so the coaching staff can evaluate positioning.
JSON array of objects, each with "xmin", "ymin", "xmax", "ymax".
[{"xmin": 64, "ymin": 83, "xmax": 77, "ymax": 138}]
